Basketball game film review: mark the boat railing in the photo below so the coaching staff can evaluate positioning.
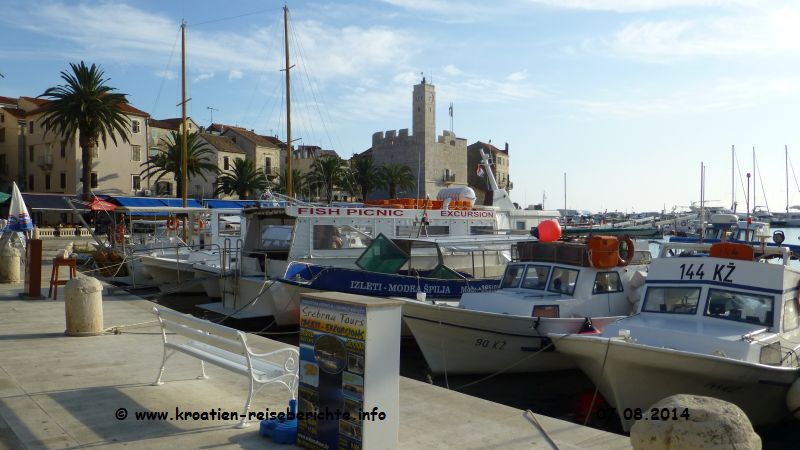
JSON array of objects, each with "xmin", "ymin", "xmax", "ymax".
[
  {"xmin": 659, "ymin": 241, "xmax": 790, "ymax": 264},
  {"xmin": 741, "ymin": 327, "xmax": 769, "ymax": 342}
]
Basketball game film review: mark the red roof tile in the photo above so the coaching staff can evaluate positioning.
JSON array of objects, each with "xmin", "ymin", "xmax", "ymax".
[
  {"xmin": 0, "ymin": 96, "xmax": 18, "ymax": 107},
  {"xmin": 1, "ymin": 107, "xmax": 26, "ymax": 118}
]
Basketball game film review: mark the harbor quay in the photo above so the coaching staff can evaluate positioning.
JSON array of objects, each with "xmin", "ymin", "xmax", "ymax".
[{"xmin": 0, "ymin": 258, "xmax": 631, "ymax": 449}]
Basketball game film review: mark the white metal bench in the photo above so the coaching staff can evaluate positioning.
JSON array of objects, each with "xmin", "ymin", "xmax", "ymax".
[{"xmin": 152, "ymin": 306, "xmax": 298, "ymax": 427}]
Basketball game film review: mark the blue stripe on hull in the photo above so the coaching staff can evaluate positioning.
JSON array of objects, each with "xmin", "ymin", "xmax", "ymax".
[{"xmin": 282, "ymin": 264, "xmax": 500, "ymax": 298}]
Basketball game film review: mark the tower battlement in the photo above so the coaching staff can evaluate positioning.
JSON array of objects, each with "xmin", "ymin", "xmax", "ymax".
[{"xmin": 372, "ymin": 128, "xmax": 412, "ymax": 147}]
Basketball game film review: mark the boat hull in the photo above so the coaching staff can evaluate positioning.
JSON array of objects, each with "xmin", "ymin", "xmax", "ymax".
[
  {"xmin": 140, "ymin": 256, "xmax": 207, "ymax": 294},
  {"xmin": 552, "ymin": 334, "xmax": 799, "ymax": 431},
  {"xmin": 281, "ymin": 264, "xmax": 501, "ymax": 299},
  {"xmin": 401, "ymin": 300, "xmax": 623, "ymax": 374}
]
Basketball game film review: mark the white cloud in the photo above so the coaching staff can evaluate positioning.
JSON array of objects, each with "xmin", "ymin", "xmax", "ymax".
[
  {"xmin": 567, "ymin": 77, "xmax": 797, "ymax": 118},
  {"xmin": 380, "ymin": 0, "xmax": 497, "ymax": 22},
  {"xmin": 596, "ymin": 6, "xmax": 800, "ymax": 61},
  {"xmin": 228, "ymin": 69, "xmax": 243, "ymax": 81},
  {"xmin": 528, "ymin": 0, "xmax": 760, "ymax": 13},
  {"xmin": 442, "ymin": 64, "xmax": 462, "ymax": 76},
  {"xmin": 193, "ymin": 72, "xmax": 214, "ymax": 83},
  {"xmin": 155, "ymin": 70, "xmax": 176, "ymax": 80},
  {"xmin": 2, "ymin": 2, "xmax": 417, "ymax": 84},
  {"xmin": 507, "ymin": 70, "xmax": 528, "ymax": 82}
]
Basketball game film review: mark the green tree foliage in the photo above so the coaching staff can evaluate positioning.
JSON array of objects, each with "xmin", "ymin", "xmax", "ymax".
[
  {"xmin": 140, "ymin": 131, "xmax": 218, "ymax": 196},
  {"xmin": 39, "ymin": 62, "xmax": 130, "ymax": 199},
  {"xmin": 214, "ymin": 158, "xmax": 267, "ymax": 200},
  {"xmin": 378, "ymin": 163, "xmax": 416, "ymax": 199}
]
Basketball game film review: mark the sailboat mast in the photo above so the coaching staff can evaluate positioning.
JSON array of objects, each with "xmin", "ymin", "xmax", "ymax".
[
  {"xmin": 180, "ymin": 21, "xmax": 188, "ymax": 209},
  {"xmin": 731, "ymin": 145, "xmax": 734, "ymax": 212},
  {"xmin": 752, "ymin": 146, "xmax": 756, "ymax": 215},
  {"xmin": 284, "ymin": 6, "xmax": 293, "ymax": 198}
]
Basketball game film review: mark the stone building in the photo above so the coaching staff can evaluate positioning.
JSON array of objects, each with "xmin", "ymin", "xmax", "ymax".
[
  {"xmin": 0, "ymin": 95, "xmax": 149, "ymax": 197},
  {"xmin": 370, "ymin": 78, "xmax": 467, "ymax": 199},
  {"xmin": 467, "ymin": 141, "xmax": 512, "ymax": 205},
  {"xmin": 144, "ymin": 117, "xmax": 202, "ymax": 196},
  {"xmin": 207, "ymin": 123, "xmax": 284, "ymax": 181}
]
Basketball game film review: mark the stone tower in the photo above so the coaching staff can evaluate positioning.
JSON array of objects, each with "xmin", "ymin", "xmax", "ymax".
[
  {"xmin": 370, "ymin": 78, "xmax": 467, "ymax": 200},
  {"xmin": 412, "ymin": 78, "xmax": 436, "ymax": 150}
]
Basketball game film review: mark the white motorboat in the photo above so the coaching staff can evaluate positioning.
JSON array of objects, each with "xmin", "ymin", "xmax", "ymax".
[
  {"xmin": 401, "ymin": 236, "xmax": 651, "ymax": 375},
  {"xmin": 551, "ymin": 241, "xmax": 800, "ymax": 431},
  {"xmin": 140, "ymin": 208, "xmax": 245, "ymax": 294}
]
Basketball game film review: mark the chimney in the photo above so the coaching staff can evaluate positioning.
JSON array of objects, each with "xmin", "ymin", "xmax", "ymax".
[{"xmin": 505, "ymin": 142, "xmax": 509, "ymax": 153}]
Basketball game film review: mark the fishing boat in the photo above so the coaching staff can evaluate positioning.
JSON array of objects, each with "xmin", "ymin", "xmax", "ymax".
[
  {"xmin": 277, "ymin": 233, "xmax": 532, "ymax": 303},
  {"xmin": 138, "ymin": 208, "xmax": 244, "ymax": 294},
  {"xmin": 198, "ymin": 201, "xmax": 522, "ymax": 325},
  {"xmin": 400, "ymin": 235, "xmax": 651, "ymax": 375},
  {"xmin": 551, "ymin": 241, "xmax": 800, "ymax": 431}
]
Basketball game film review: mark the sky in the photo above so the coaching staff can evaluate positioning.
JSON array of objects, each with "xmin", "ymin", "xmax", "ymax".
[{"xmin": 2, "ymin": 0, "xmax": 800, "ymax": 213}]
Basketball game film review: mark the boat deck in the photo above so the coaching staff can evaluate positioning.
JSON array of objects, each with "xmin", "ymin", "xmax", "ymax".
[{"xmin": 0, "ymin": 258, "xmax": 630, "ymax": 449}]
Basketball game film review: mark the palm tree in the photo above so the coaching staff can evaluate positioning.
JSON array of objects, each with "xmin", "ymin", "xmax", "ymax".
[
  {"xmin": 379, "ymin": 163, "xmax": 416, "ymax": 198},
  {"xmin": 274, "ymin": 168, "xmax": 306, "ymax": 199},
  {"xmin": 215, "ymin": 158, "xmax": 267, "ymax": 200},
  {"xmin": 39, "ymin": 61, "xmax": 130, "ymax": 200},
  {"xmin": 349, "ymin": 155, "xmax": 380, "ymax": 202},
  {"xmin": 308, "ymin": 155, "xmax": 348, "ymax": 204},
  {"xmin": 140, "ymin": 131, "xmax": 218, "ymax": 196}
]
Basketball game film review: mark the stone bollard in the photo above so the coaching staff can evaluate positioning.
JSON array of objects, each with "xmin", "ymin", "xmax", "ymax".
[
  {"xmin": 630, "ymin": 394, "xmax": 761, "ymax": 450},
  {"xmin": 64, "ymin": 277, "xmax": 104, "ymax": 336},
  {"xmin": 0, "ymin": 246, "xmax": 22, "ymax": 282}
]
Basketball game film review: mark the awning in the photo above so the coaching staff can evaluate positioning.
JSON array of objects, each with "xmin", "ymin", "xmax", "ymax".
[
  {"xmin": 110, "ymin": 197, "xmax": 203, "ymax": 208},
  {"xmin": 21, "ymin": 194, "xmax": 87, "ymax": 211},
  {"xmin": 204, "ymin": 199, "xmax": 261, "ymax": 209}
]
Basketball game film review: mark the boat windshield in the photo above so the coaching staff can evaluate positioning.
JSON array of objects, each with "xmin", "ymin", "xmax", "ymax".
[
  {"xmin": 261, "ymin": 225, "xmax": 293, "ymax": 250},
  {"xmin": 548, "ymin": 267, "xmax": 579, "ymax": 295},
  {"xmin": 784, "ymin": 299, "xmax": 800, "ymax": 332},
  {"xmin": 704, "ymin": 288, "xmax": 774, "ymax": 327},
  {"xmin": 501, "ymin": 265, "xmax": 525, "ymax": 288},
  {"xmin": 593, "ymin": 272, "xmax": 623, "ymax": 294},
  {"xmin": 642, "ymin": 287, "xmax": 701, "ymax": 314},
  {"xmin": 520, "ymin": 265, "xmax": 550, "ymax": 290}
]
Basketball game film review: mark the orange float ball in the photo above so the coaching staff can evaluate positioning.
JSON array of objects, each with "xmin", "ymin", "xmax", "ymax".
[{"xmin": 537, "ymin": 219, "xmax": 562, "ymax": 242}]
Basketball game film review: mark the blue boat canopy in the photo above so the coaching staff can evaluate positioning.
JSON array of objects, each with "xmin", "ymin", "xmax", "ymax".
[
  {"xmin": 110, "ymin": 197, "xmax": 202, "ymax": 208},
  {"xmin": 204, "ymin": 199, "xmax": 262, "ymax": 209}
]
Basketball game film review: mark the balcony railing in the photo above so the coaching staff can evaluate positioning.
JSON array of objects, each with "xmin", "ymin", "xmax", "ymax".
[{"xmin": 37, "ymin": 154, "xmax": 54, "ymax": 171}]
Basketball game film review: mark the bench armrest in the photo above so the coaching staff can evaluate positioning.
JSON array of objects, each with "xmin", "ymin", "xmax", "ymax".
[{"xmin": 249, "ymin": 347, "xmax": 299, "ymax": 373}]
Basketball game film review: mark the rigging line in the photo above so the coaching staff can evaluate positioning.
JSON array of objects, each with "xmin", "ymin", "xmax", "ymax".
[
  {"xmin": 238, "ymin": 13, "xmax": 282, "ymax": 127},
  {"xmin": 789, "ymin": 154, "xmax": 800, "ymax": 193},
  {"xmin": 735, "ymin": 149, "xmax": 747, "ymax": 206},
  {"xmin": 189, "ymin": 7, "xmax": 283, "ymax": 27},
  {"xmin": 150, "ymin": 27, "xmax": 182, "ymax": 117},
  {"xmin": 288, "ymin": 16, "xmax": 344, "ymax": 154},
  {"xmin": 754, "ymin": 153, "xmax": 770, "ymax": 211},
  {"xmin": 288, "ymin": 18, "xmax": 358, "ymax": 197}
]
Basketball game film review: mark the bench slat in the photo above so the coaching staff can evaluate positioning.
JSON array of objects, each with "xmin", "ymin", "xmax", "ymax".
[
  {"xmin": 163, "ymin": 321, "xmax": 245, "ymax": 356},
  {"xmin": 182, "ymin": 341, "xmax": 289, "ymax": 379},
  {"xmin": 154, "ymin": 306, "xmax": 243, "ymax": 342}
]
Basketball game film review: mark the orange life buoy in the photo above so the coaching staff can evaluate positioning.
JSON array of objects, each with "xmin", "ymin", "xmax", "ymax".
[
  {"xmin": 166, "ymin": 217, "xmax": 178, "ymax": 230},
  {"xmin": 617, "ymin": 235, "xmax": 635, "ymax": 267},
  {"xmin": 115, "ymin": 223, "xmax": 125, "ymax": 244},
  {"xmin": 193, "ymin": 218, "xmax": 205, "ymax": 232}
]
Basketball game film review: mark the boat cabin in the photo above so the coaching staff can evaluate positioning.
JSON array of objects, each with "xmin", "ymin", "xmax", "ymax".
[
  {"xmin": 632, "ymin": 242, "xmax": 800, "ymax": 365},
  {"xmin": 240, "ymin": 204, "xmax": 505, "ymax": 276},
  {"xmin": 459, "ymin": 237, "xmax": 649, "ymax": 318}
]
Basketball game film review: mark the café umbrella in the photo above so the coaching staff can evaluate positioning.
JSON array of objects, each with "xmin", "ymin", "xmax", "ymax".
[{"xmin": 5, "ymin": 182, "xmax": 33, "ymax": 232}]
